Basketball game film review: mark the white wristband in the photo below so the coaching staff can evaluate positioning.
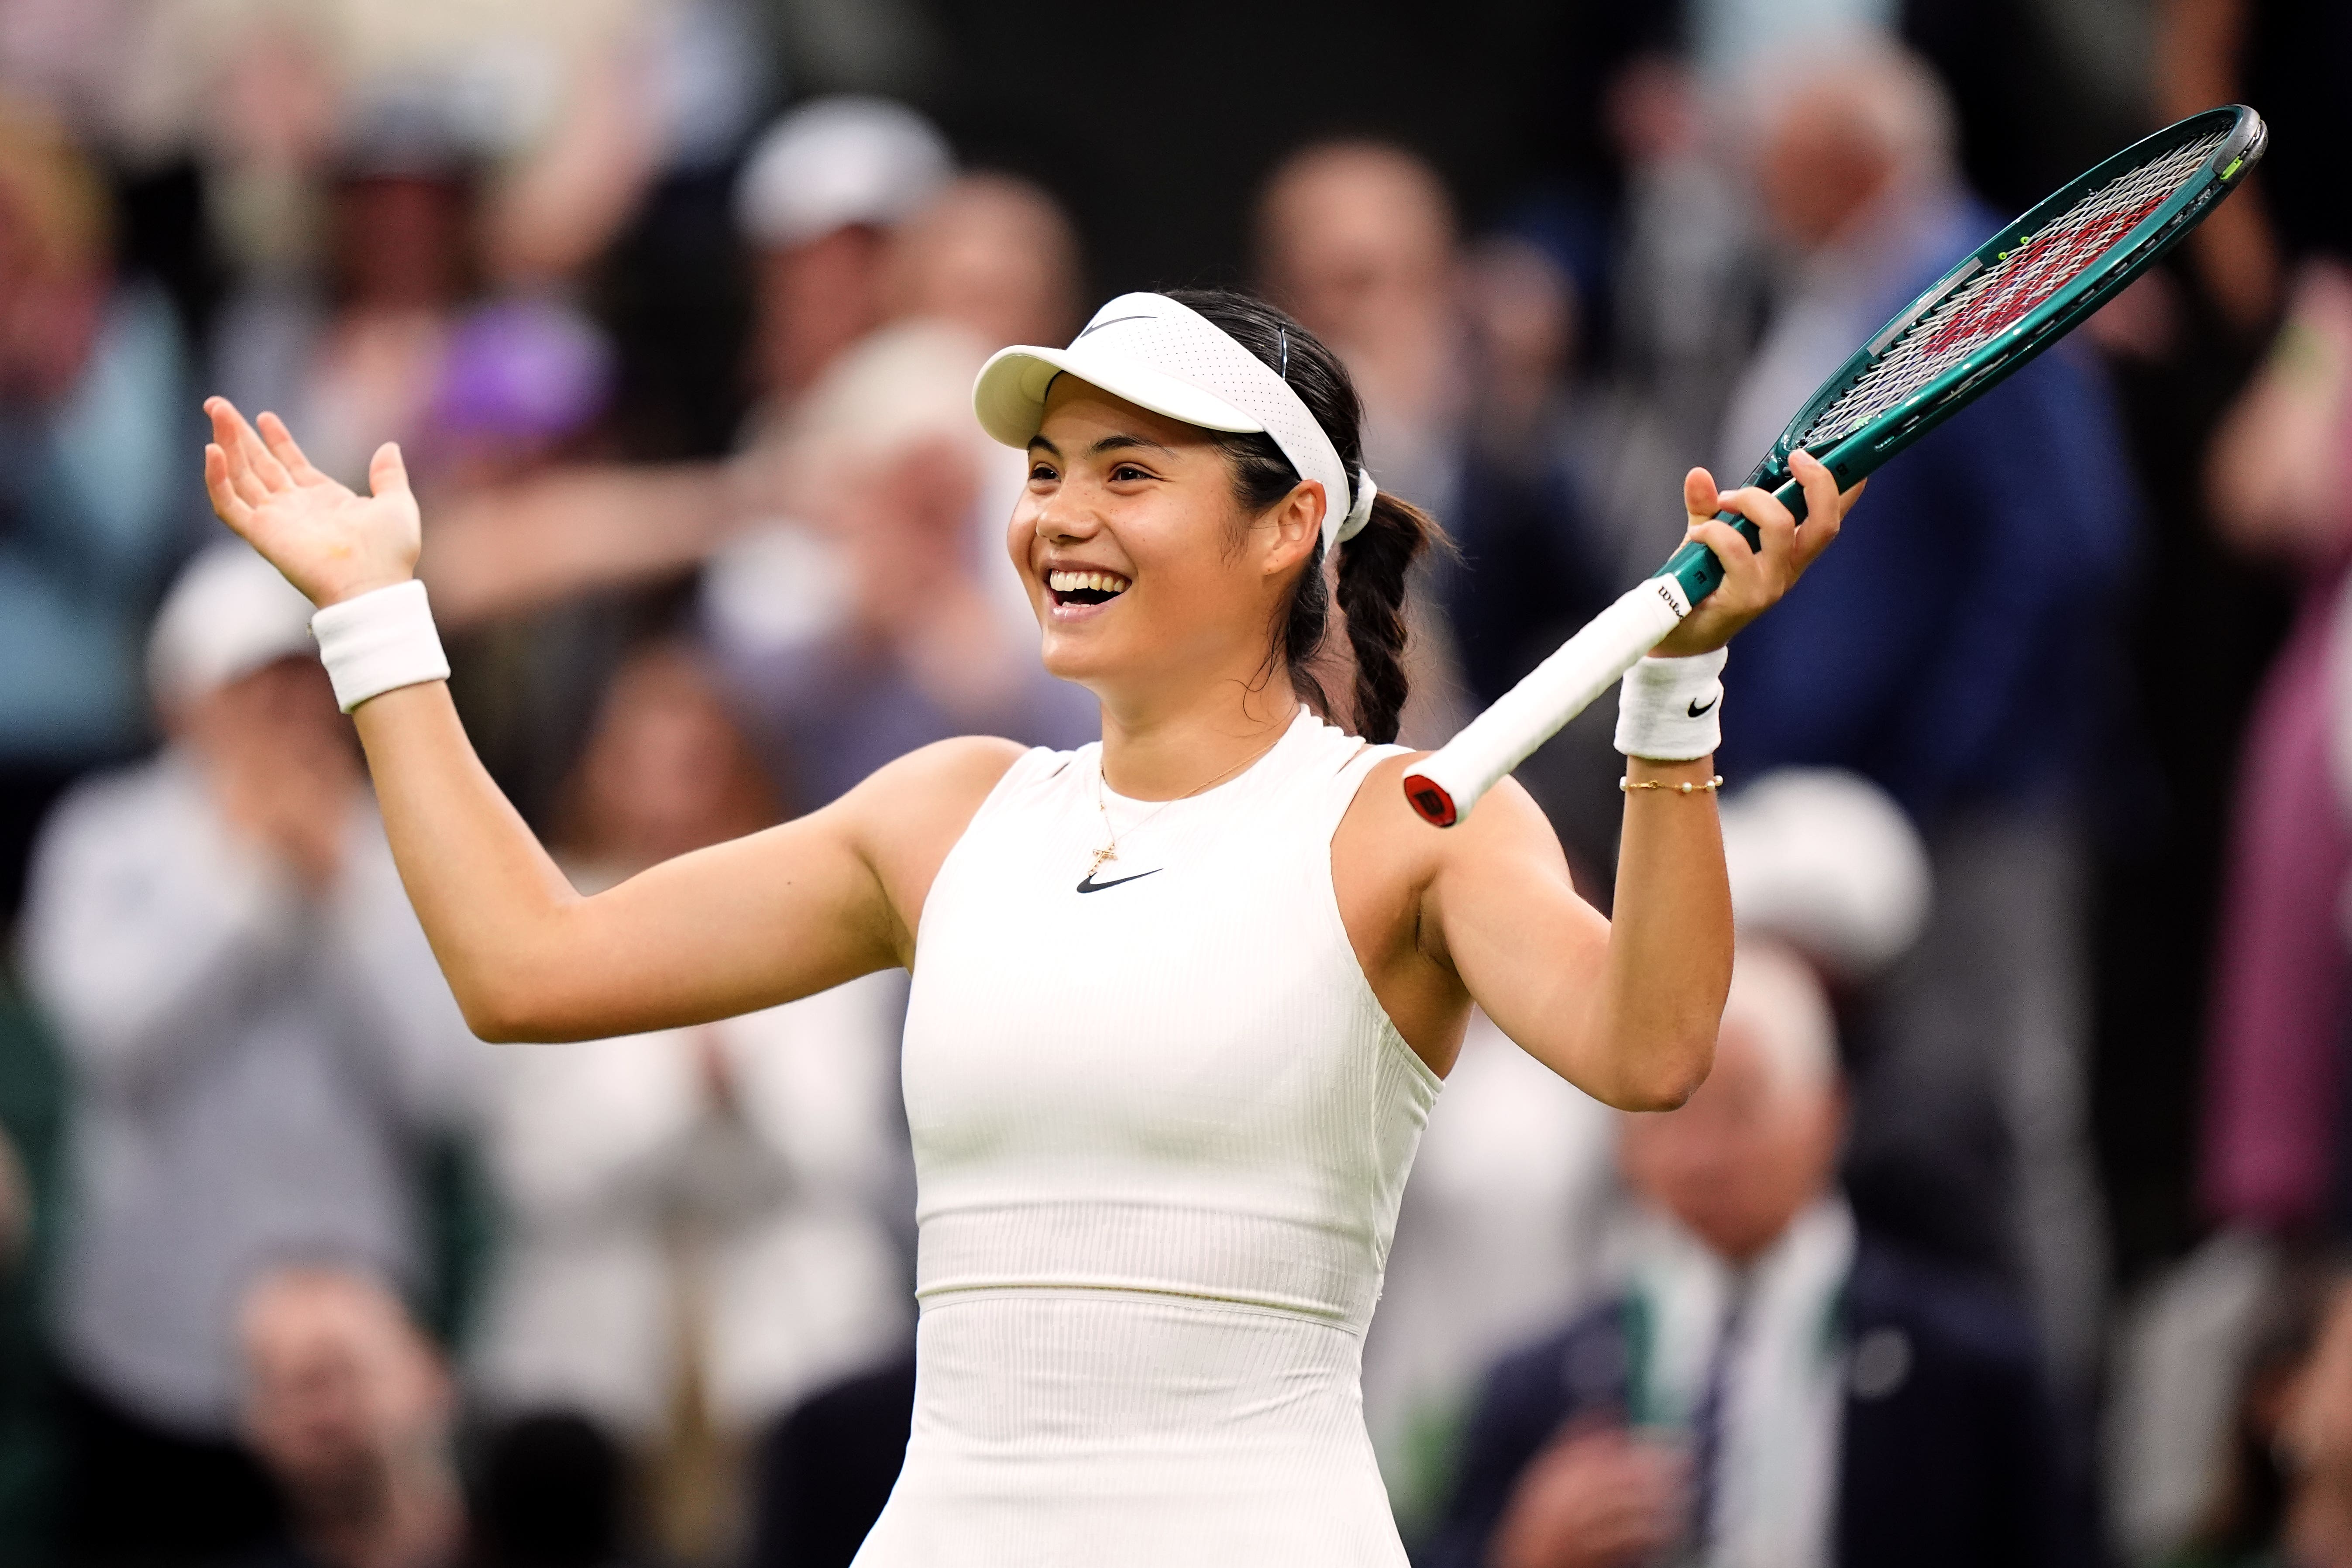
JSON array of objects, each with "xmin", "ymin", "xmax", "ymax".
[
  {"xmin": 310, "ymin": 580, "xmax": 450, "ymax": 714},
  {"xmin": 1614, "ymin": 646, "xmax": 1726, "ymax": 761}
]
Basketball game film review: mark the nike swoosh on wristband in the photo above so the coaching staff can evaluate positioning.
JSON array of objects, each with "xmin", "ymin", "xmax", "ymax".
[
  {"xmin": 1076, "ymin": 868, "xmax": 1162, "ymax": 894},
  {"xmin": 1687, "ymin": 695, "xmax": 1719, "ymax": 718}
]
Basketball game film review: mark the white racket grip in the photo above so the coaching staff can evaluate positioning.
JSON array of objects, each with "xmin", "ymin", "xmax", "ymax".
[{"xmin": 1402, "ymin": 575, "xmax": 1690, "ymax": 826}]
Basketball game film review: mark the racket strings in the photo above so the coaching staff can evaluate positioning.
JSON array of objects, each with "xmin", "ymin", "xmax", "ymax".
[{"xmin": 1800, "ymin": 129, "xmax": 2228, "ymax": 449}]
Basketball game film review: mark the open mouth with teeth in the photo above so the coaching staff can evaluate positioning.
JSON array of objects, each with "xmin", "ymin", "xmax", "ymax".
[{"xmin": 1047, "ymin": 569, "xmax": 1131, "ymax": 607}]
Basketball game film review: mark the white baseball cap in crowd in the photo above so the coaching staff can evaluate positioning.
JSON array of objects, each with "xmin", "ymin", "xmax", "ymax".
[
  {"xmin": 1718, "ymin": 767, "xmax": 1933, "ymax": 980},
  {"xmin": 147, "ymin": 543, "xmax": 318, "ymax": 710},
  {"xmin": 971, "ymin": 291, "xmax": 1378, "ymax": 557},
  {"xmin": 735, "ymin": 96, "xmax": 953, "ymax": 249}
]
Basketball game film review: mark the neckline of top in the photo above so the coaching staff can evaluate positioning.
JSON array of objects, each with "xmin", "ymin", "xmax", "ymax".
[{"xmin": 1092, "ymin": 705, "xmax": 1322, "ymax": 810}]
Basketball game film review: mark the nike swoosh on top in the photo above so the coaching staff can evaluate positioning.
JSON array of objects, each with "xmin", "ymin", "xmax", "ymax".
[
  {"xmin": 1687, "ymin": 695, "xmax": 1719, "ymax": 718},
  {"xmin": 1075, "ymin": 868, "xmax": 1162, "ymax": 894},
  {"xmin": 1075, "ymin": 313, "xmax": 1158, "ymax": 338}
]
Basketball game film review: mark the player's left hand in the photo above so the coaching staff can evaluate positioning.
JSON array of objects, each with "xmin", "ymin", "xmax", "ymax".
[{"xmin": 1652, "ymin": 447, "xmax": 1860, "ymax": 657}]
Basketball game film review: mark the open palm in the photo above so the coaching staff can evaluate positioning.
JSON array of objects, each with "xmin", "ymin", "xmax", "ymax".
[{"xmin": 203, "ymin": 397, "xmax": 421, "ymax": 608}]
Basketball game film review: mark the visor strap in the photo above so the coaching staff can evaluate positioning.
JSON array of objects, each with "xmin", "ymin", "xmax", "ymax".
[{"xmin": 1331, "ymin": 467, "xmax": 1376, "ymax": 551}]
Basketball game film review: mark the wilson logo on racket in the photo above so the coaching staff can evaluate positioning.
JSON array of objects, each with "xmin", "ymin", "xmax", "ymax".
[{"xmin": 1916, "ymin": 202, "xmax": 2165, "ymax": 359}]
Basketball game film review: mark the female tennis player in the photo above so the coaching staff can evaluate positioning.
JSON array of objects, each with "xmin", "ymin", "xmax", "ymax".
[{"xmin": 202, "ymin": 287, "xmax": 1853, "ymax": 1566}]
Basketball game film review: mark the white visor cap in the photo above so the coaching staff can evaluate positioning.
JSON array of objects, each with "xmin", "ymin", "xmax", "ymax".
[{"xmin": 972, "ymin": 292, "xmax": 1375, "ymax": 555}]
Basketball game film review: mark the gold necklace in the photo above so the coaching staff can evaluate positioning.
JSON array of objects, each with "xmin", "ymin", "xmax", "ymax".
[{"xmin": 1089, "ymin": 729, "xmax": 1286, "ymax": 876}]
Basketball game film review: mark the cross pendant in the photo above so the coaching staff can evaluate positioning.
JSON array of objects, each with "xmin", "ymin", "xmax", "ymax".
[{"xmin": 1087, "ymin": 845, "xmax": 1118, "ymax": 875}]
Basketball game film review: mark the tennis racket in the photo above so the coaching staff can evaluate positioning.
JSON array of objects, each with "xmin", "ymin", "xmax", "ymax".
[{"xmin": 1402, "ymin": 103, "xmax": 2267, "ymax": 827}]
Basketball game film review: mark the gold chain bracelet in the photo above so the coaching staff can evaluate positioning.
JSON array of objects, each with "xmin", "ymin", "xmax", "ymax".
[{"xmin": 1619, "ymin": 774, "xmax": 1725, "ymax": 794}]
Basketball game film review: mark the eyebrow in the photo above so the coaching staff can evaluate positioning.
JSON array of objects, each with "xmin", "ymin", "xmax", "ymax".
[
  {"xmin": 1091, "ymin": 434, "xmax": 1174, "ymax": 457},
  {"xmin": 1024, "ymin": 433, "xmax": 1178, "ymax": 460}
]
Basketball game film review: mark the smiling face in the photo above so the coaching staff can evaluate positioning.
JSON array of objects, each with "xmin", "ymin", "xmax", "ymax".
[{"xmin": 1009, "ymin": 376, "xmax": 1323, "ymax": 715}]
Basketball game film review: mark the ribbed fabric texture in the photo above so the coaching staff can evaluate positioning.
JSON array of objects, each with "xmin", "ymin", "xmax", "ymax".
[{"xmin": 858, "ymin": 708, "xmax": 1441, "ymax": 1566}]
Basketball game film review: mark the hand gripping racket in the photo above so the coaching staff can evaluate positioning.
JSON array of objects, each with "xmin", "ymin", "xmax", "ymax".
[{"xmin": 1402, "ymin": 104, "xmax": 2267, "ymax": 827}]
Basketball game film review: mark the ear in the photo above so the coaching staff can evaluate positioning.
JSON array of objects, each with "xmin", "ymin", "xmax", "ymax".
[{"xmin": 1257, "ymin": 479, "xmax": 1326, "ymax": 578}]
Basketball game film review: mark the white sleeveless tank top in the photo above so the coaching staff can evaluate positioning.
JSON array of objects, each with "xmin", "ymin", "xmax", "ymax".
[{"xmin": 853, "ymin": 707, "xmax": 1442, "ymax": 1567}]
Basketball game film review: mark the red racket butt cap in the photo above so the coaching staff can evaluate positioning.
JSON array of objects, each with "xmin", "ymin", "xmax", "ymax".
[{"xmin": 1402, "ymin": 773, "xmax": 1458, "ymax": 828}]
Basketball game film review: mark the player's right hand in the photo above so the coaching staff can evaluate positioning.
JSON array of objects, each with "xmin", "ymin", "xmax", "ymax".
[
  {"xmin": 203, "ymin": 396, "xmax": 421, "ymax": 608},
  {"xmin": 1653, "ymin": 447, "xmax": 1857, "ymax": 658}
]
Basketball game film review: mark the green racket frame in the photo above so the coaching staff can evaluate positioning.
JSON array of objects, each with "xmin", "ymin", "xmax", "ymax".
[
  {"xmin": 1665, "ymin": 103, "xmax": 2267, "ymax": 602},
  {"xmin": 1402, "ymin": 105, "xmax": 2266, "ymax": 828}
]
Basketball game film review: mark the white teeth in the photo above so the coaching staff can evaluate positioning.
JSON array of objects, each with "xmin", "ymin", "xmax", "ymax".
[{"xmin": 1049, "ymin": 570, "xmax": 1130, "ymax": 595}]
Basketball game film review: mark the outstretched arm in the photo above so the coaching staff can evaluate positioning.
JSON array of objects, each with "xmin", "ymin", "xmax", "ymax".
[
  {"xmin": 202, "ymin": 399, "xmax": 1008, "ymax": 1041},
  {"xmin": 1346, "ymin": 453, "xmax": 1856, "ymax": 1105}
]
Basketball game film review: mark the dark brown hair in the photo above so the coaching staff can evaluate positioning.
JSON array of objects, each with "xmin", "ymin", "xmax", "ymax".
[{"xmin": 1163, "ymin": 288, "xmax": 1441, "ymax": 745}]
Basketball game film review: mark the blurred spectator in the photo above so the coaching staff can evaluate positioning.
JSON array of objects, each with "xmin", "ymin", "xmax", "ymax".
[
  {"xmin": 1426, "ymin": 942, "xmax": 2088, "ymax": 1568},
  {"xmin": 2196, "ymin": 260, "xmax": 2352, "ymax": 1235},
  {"xmin": 101, "ymin": 1, "xmax": 674, "ymax": 283},
  {"xmin": 1256, "ymin": 139, "xmax": 1466, "ymax": 521},
  {"xmin": 1711, "ymin": 36, "xmax": 2135, "ymax": 1386},
  {"xmin": 735, "ymin": 96, "xmax": 951, "ymax": 409},
  {"xmin": 0, "ymin": 96, "xmax": 191, "ymax": 924},
  {"xmin": 2138, "ymin": 1255, "xmax": 2352, "ymax": 1568},
  {"xmin": 401, "ymin": 110, "xmax": 1035, "ymax": 655},
  {"xmin": 880, "ymin": 172, "xmax": 1081, "ymax": 354},
  {"xmin": 237, "ymin": 1266, "xmax": 461, "ymax": 1568},
  {"xmin": 701, "ymin": 319, "xmax": 1096, "ymax": 811},
  {"xmin": 1573, "ymin": 54, "xmax": 1768, "ymax": 590},
  {"xmin": 467, "ymin": 642, "xmax": 910, "ymax": 1564},
  {"xmin": 1253, "ymin": 139, "xmax": 1484, "ymax": 749},
  {"xmin": 18, "ymin": 545, "xmax": 483, "ymax": 1565},
  {"xmin": 1448, "ymin": 235, "xmax": 1615, "ymax": 712},
  {"xmin": 196, "ymin": 2, "xmax": 662, "ymax": 465},
  {"xmin": 212, "ymin": 116, "xmax": 481, "ymax": 492}
]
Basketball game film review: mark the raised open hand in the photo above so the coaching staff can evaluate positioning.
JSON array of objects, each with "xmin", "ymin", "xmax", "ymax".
[{"xmin": 203, "ymin": 397, "xmax": 420, "ymax": 608}]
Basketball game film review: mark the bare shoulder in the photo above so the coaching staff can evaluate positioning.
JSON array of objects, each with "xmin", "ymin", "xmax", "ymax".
[
  {"xmin": 1338, "ymin": 752, "xmax": 1566, "ymax": 885},
  {"xmin": 854, "ymin": 734, "xmax": 1031, "ymax": 807},
  {"xmin": 832, "ymin": 735, "xmax": 1035, "ymax": 961},
  {"xmin": 1328, "ymin": 752, "xmax": 1571, "ymax": 1069},
  {"xmin": 835, "ymin": 734, "xmax": 1031, "ymax": 856}
]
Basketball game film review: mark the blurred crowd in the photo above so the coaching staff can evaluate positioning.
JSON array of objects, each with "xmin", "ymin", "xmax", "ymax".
[{"xmin": 0, "ymin": 0, "xmax": 2348, "ymax": 1565}]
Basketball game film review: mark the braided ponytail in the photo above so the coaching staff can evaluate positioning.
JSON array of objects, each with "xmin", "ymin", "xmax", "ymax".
[
  {"xmin": 1165, "ymin": 288, "xmax": 1441, "ymax": 743},
  {"xmin": 1334, "ymin": 493, "xmax": 1438, "ymax": 743}
]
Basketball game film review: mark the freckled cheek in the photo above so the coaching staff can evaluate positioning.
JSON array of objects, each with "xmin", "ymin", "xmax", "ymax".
[{"xmin": 1004, "ymin": 504, "xmax": 1041, "ymax": 583}]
